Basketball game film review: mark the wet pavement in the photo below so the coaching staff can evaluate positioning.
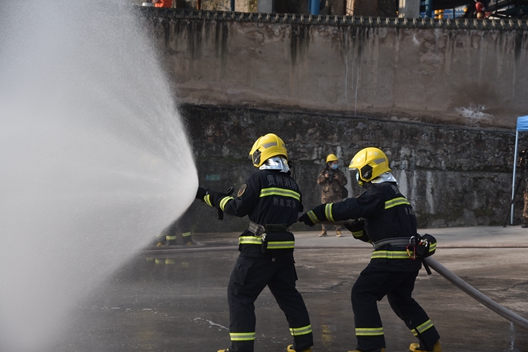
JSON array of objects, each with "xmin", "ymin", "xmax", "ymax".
[{"xmin": 49, "ymin": 226, "xmax": 528, "ymax": 352}]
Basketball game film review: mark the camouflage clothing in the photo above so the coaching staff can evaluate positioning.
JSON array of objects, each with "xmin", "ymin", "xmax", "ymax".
[
  {"xmin": 317, "ymin": 167, "xmax": 348, "ymax": 203},
  {"xmin": 317, "ymin": 166, "xmax": 348, "ymax": 234}
]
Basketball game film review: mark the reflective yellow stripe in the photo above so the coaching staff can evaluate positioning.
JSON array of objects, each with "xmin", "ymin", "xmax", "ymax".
[
  {"xmin": 204, "ymin": 194, "xmax": 213, "ymax": 207},
  {"xmin": 260, "ymin": 187, "xmax": 301, "ymax": 201},
  {"xmin": 385, "ymin": 197, "xmax": 410, "ymax": 209},
  {"xmin": 307, "ymin": 210, "xmax": 319, "ymax": 224},
  {"xmin": 429, "ymin": 242, "xmax": 437, "ymax": 252},
  {"xmin": 411, "ymin": 319, "xmax": 434, "ymax": 336},
  {"xmin": 165, "ymin": 235, "xmax": 177, "ymax": 240},
  {"xmin": 182, "ymin": 232, "xmax": 192, "ymax": 238},
  {"xmin": 324, "ymin": 203, "xmax": 334, "ymax": 222},
  {"xmin": 239, "ymin": 236, "xmax": 263, "ymax": 245},
  {"xmin": 219, "ymin": 196, "xmax": 234, "ymax": 211},
  {"xmin": 230, "ymin": 332, "xmax": 255, "ymax": 341},
  {"xmin": 352, "ymin": 230, "xmax": 363, "ymax": 239},
  {"xmin": 289, "ymin": 324, "xmax": 312, "ymax": 336},
  {"xmin": 267, "ymin": 241, "xmax": 295, "ymax": 249},
  {"xmin": 355, "ymin": 327, "xmax": 384, "ymax": 336},
  {"xmin": 371, "ymin": 250, "xmax": 410, "ymax": 259}
]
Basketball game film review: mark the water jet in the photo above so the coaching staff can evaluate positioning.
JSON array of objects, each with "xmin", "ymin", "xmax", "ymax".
[{"xmin": 0, "ymin": 2, "xmax": 197, "ymax": 351}]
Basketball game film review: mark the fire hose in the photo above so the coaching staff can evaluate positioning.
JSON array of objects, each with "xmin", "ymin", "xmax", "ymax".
[{"xmin": 424, "ymin": 257, "xmax": 528, "ymax": 330}]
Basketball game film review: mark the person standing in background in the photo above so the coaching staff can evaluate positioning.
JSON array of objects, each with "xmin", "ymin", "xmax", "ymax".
[{"xmin": 317, "ymin": 153, "xmax": 348, "ymax": 237}]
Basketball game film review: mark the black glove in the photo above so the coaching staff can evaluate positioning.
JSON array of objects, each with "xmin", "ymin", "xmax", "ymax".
[
  {"xmin": 298, "ymin": 212, "xmax": 315, "ymax": 226},
  {"xmin": 344, "ymin": 219, "xmax": 364, "ymax": 233},
  {"xmin": 196, "ymin": 187, "xmax": 207, "ymax": 200}
]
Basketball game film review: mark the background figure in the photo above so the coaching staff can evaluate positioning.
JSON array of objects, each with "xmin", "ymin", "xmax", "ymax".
[
  {"xmin": 520, "ymin": 149, "xmax": 528, "ymax": 228},
  {"xmin": 317, "ymin": 153, "xmax": 348, "ymax": 237},
  {"xmin": 153, "ymin": 204, "xmax": 196, "ymax": 246}
]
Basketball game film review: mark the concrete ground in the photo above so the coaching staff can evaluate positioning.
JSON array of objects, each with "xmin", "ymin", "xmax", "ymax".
[{"xmin": 50, "ymin": 226, "xmax": 528, "ymax": 352}]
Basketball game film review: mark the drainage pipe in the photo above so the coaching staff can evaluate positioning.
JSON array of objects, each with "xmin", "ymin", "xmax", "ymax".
[{"xmin": 425, "ymin": 257, "xmax": 528, "ymax": 330}]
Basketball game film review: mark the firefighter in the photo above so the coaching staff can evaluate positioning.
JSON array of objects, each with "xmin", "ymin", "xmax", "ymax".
[
  {"xmin": 299, "ymin": 147, "xmax": 441, "ymax": 352},
  {"xmin": 317, "ymin": 153, "xmax": 348, "ymax": 237},
  {"xmin": 195, "ymin": 133, "xmax": 313, "ymax": 352}
]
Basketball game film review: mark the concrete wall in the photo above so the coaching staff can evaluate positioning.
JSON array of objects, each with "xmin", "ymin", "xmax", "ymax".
[
  {"xmin": 136, "ymin": 9, "xmax": 528, "ymax": 231},
  {"xmin": 144, "ymin": 10, "xmax": 528, "ymax": 129}
]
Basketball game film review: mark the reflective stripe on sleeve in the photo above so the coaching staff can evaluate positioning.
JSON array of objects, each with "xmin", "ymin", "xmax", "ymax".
[
  {"xmin": 352, "ymin": 230, "xmax": 363, "ymax": 239},
  {"xmin": 219, "ymin": 196, "xmax": 234, "ymax": 211},
  {"xmin": 307, "ymin": 210, "xmax": 319, "ymax": 224},
  {"xmin": 204, "ymin": 194, "xmax": 213, "ymax": 207},
  {"xmin": 324, "ymin": 203, "xmax": 334, "ymax": 222}
]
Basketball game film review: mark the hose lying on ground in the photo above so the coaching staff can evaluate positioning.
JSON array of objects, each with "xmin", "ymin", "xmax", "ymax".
[{"xmin": 425, "ymin": 257, "xmax": 528, "ymax": 330}]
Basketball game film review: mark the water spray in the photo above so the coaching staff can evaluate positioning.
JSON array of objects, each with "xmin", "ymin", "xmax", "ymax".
[{"xmin": 0, "ymin": 1, "xmax": 197, "ymax": 351}]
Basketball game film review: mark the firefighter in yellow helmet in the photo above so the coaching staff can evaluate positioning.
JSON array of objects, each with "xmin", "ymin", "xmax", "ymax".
[
  {"xmin": 196, "ymin": 133, "xmax": 313, "ymax": 352},
  {"xmin": 299, "ymin": 147, "xmax": 441, "ymax": 352},
  {"xmin": 317, "ymin": 153, "xmax": 348, "ymax": 237}
]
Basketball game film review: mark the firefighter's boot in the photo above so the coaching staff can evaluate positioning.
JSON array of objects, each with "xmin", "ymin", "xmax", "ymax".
[
  {"xmin": 286, "ymin": 344, "xmax": 312, "ymax": 352},
  {"xmin": 348, "ymin": 348, "xmax": 385, "ymax": 352},
  {"xmin": 319, "ymin": 231, "xmax": 327, "ymax": 237},
  {"xmin": 409, "ymin": 341, "xmax": 442, "ymax": 352},
  {"xmin": 217, "ymin": 349, "xmax": 229, "ymax": 352},
  {"xmin": 336, "ymin": 230, "xmax": 343, "ymax": 237}
]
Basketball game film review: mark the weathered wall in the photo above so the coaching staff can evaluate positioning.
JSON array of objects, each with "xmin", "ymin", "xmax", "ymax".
[
  {"xmin": 180, "ymin": 105, "xmax": 528, "ymax": 233},
  {"xmin": 144, "ymin": 9, "xmax": 528, "ymax": 129},
  {"xmin": 134, "ymin": 9, "xmax": 528, "ymax": 232}
]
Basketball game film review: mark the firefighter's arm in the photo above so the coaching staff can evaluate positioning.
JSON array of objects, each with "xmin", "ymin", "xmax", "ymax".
[
  {"xmin": 196, "ymin": 187, "xmax": 234, "ymax": 210},
  {"xmin": 343, "ymin": 219, "xmax": 370, "ymax": 243},
  {"xmin": 298, "ymin": 203, "xmax": 330, "ymax": 226}
]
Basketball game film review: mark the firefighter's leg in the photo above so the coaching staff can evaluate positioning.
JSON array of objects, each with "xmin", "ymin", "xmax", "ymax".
[
  {"xmin": 268, "ymin": 255, "xmax": 313, "ymax": 351},
  {"xmin": 351, "ymin": 267, "xmax": 389, "ymax": 351},
  {"xmin": 387, "ymin": 271, "xmax": 440, "ymax": 351},
  {"xmin": 227, "ymin": 257, "xmax": 272, "ymax": 352}
]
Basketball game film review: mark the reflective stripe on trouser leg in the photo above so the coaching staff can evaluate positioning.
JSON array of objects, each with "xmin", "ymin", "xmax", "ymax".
[
  {"xmin": 409, "ymin": 318, "xmax": 440, "ymax": 351},
  {"xmin": 267, "ymin": 257, "xmax": 313, "ymax": 351},
  {"xmin": 355, "ymin": 327, "xmax": 384, "ymax": 337},
  {"xmin": 230, "ymin": 332, "xmax": 255, "ymax": 341},
  {"xmin": 290, "ymin": 324, "xmax": 312, "ymax": 337},
  {"xmin": 227, "ymin": 257, "xmax": 270, "ymax": 352},
  {"xmin": 351, "ymin": 271, "xmax": 387, "ymax": 351}
]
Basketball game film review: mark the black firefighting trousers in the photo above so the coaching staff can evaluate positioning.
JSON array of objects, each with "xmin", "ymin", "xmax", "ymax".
[
  {"xmin": 352, "ymin": 265, "xmax": 440, "ymax": 352},
  {"xmin": 227, "ymin": 253, "xmax": 313, "ymax": 352}
]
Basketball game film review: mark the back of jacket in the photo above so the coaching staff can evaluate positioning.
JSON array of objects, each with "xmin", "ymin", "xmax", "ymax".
[
  {"xmin": 224, "ymin": 169, "xmax": 303, "ymax": 257},
  {"xmin": 333, "ymin": 181, "xmax": 420, "ymax": 270}
]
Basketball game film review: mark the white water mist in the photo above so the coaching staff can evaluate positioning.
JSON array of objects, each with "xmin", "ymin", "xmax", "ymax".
[{"xmin": 0, "ymin": 1, "xmax": 197, "ymax": 351}]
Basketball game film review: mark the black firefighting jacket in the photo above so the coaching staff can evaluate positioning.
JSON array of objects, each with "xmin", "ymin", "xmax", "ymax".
[
  {"xmin": 207, "ymin": 169, "xmax": 303, "ymax": 258},
  {"xmin": 305, "ymin": 181, "xmax": 421, "ymax": 271}
]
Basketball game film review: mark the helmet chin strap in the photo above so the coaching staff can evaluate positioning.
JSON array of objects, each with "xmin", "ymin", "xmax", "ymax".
[{"xmin": 259, "ymin": 156, "xmax": 290, "ymax": 173}]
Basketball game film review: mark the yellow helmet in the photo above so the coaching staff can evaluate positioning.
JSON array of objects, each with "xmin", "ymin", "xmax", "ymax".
[
  {"xmin": 249, "ymin": 133, "xmax": 288, "ymax": 168},
  {"xmin": 349, "ymin": 147, "xmax": 391, "ymax": 184},
  {"xmin": 326, "ymin": 154, "xmax": 338, "ymax": 163}
]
